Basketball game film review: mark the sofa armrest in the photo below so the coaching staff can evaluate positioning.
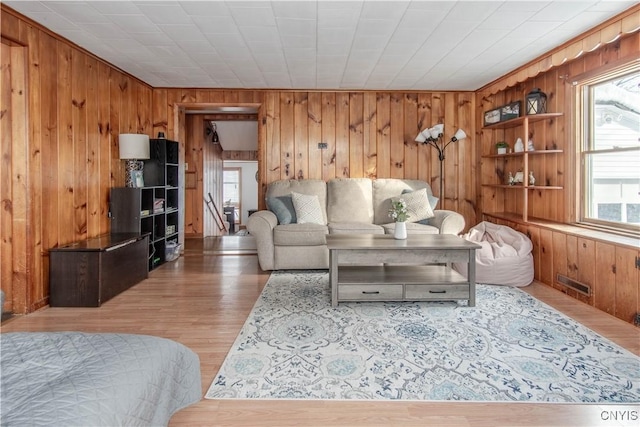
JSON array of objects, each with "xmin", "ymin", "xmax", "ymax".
[
  {"xmin": 246, "ymin": 210, "xmax": 278, "ymax": 270},
  {"xmin": 430, "ymin": 210, "xmax": 465, "ymax": 235}
]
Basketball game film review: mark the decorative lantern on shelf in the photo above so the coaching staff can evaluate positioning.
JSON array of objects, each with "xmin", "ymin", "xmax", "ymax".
[{"xmin": 526, "ymin": 88, "xmax": 547, "ymax": 115}]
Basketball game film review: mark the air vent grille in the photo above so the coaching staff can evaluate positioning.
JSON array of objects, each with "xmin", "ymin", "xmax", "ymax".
[{"xmin": 556, "ymin": 274, "xmax": 591, "ymax": 296}]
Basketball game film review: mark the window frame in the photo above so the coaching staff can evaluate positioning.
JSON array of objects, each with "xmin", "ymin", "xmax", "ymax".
[
  {"xmin": 574, "ymin": 60, "xmax": 640, "ymax": 235},
  {"xmin": 223, "ymin": 167, "xmax": 242, "ymax": 224}
]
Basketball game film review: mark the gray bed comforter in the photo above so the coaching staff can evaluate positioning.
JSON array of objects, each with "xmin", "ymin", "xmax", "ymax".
[{"xmin": 0, "ymin": 332, "xmax": 201, "ymax": 426}]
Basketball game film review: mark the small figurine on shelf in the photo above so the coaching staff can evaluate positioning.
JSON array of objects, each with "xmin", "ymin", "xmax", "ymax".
[
  {"xmin": 514, "ymin": 138, "xmax": 524, "ymax": 152},
  {"xmin": 508, "ymin": 171, "xmax": 515, "ymax": 186},
  {"xmin": 529, "ymin": 171, "xmax": 536, "ymax": 186},
  {"xmin": 527, "ymin": 138, "xmax": 535, "ymax": 151}
]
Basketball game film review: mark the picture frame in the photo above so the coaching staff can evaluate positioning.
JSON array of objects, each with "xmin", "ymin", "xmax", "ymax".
[
  {"xmin": 500, "ymin": 101, "xmax": 521, "ymax": 121},
  {"xmin": 484, "ymin": 108, "xmax": 501, "ymax": 126},
  {"xmin": 514, "ymin": 171, "xmax": 524, "ymax": 183},
  {"xmin": 131, "ymin": 170, "xmax": 145, "ymax": 188}
]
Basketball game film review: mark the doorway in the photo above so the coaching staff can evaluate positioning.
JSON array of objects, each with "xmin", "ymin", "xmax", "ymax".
[{"xmin": 223, "ymin": 161, "xmax": 258, "ymax": 233}]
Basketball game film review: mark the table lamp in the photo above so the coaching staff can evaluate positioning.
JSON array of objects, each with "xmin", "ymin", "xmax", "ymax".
[{"xmin": 119, "ymin": 133, "xmax": 150, "ymax": 187}]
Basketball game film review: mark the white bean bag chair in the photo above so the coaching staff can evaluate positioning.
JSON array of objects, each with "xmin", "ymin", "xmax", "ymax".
[{"xmin": 453, "ymin": 221, "xmax": 533, "ymax": 287}]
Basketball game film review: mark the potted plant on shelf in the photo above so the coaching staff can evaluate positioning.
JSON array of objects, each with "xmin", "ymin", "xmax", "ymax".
[{"xmin": 496, "ymin": 141, "xmax": 509, "ymax": 154}]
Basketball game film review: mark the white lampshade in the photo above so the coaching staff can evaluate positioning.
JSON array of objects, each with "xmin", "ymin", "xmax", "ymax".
[
  {"xmin": 119, "ymin": 134, "xmax": 150, "ymax": 160},
  {"xmin": 414, "ymin": 128, "xmax": 430, "ymax": 143},
  {"xmin": 452, "ymin": 128, "xmax": 467, "ymax": 141},
  {"xmin": 429, "ymin": 123, "xmax": 444, "ymax": 139}
]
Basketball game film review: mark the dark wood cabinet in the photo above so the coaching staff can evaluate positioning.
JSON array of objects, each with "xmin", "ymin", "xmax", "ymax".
[{"xmin": 49, "ymin": 233, "xmax": 149, "ymax": 307}]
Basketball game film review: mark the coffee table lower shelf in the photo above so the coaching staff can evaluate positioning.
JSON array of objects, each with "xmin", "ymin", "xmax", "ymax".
[{"xmin": 333, "ymin": 265, "xmax": 473, "ymax": 305}]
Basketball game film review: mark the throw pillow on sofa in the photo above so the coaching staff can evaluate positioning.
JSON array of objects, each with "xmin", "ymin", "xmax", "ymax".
[
  {"xmin": 266, "ymin": 195, "xmax": 297, "ymax": 224},
  {"xmin": 291, "ymin": 192, "xmax": 325, "ymax": 224},
  {"xmin": 402, "ymin": 188, "xmax": 438, "ymax": 225},
  {"xmin": 393, "ymin": 188, "xmax": 435, "ymax": 223}
]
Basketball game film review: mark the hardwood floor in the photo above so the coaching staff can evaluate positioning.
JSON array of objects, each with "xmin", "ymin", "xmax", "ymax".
[{"xmin": 2, "ymin": 238, "xmax": 639, "ymax": 427}]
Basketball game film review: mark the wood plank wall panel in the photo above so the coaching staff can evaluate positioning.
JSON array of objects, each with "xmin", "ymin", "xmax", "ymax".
[
  {"xmin": 594, "ymin": 242, "xmax": 616, "ymax": 316},
  {"xmin": 25, "ymin": 27, "xmax": 42, "ymax": 308},
  {"xmin": 1, "ymin": 42, "xmax": 13, "ymax": 312},
  {"xmin": 307, "ymin": 92, "xmax": 322, "ymax": 180},
  {"xmin": 38, "ymin": 32, "xmax": 58, "ymax": 308},
  {"xmin": 349, "ymin": 92, "xmax": 364, "ymax": 179},
  {"xmin": 184, "ymin": 115, "xmax": 203, "ymax": 236},
  {"xmin": 1, "ymin": 7, "xmax": 153, "ymax": 313},
  {"xmin": 321, "ymin": 93, "xmax": 336, "ymax": 180},
  {"xmin": 335, "ymin": 92, "xmax": 350, "ymax": 178},
  {"xmin": 616, "ymin": 248, "xmax": 639, "ymax": 324},
  {"xmin": 10, "ymin": 28, "xmax": 29, "ymax": 314}
]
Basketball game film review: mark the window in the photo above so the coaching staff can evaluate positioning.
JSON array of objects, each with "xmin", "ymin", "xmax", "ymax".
[
  {"xmin": 223, "ymin": 168, "xmax": 241, "ymax": 224},
  {"xmin": 577, "ymin": 64, "xmax": 640, "ymax": 234}
]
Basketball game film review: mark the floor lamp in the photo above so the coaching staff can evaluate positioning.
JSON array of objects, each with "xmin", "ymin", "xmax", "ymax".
[{"xmin": 415, "ymin": 126, "xmax": 467, "ymax": 199}]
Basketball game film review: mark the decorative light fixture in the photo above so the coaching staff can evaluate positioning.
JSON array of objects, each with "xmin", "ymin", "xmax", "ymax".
[
  {"xmin": 414, "ymin": 126, "xmax": 467, "ymax": 198},
  {"xmin": 206, "ymin": 121, "xmax": 220, "ymax": 144},
  {"xmin": 526, "ymin": 88, "xmax": 547, "ymax": 114},
  {"xmin": 119, "ymin": 133, "xmax": 150, "ymax": 187}
]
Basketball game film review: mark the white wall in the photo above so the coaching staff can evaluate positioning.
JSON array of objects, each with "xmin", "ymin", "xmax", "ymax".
[{"xmin": 224, "ymin": 160, "xmax": 258, "ymax": 225}]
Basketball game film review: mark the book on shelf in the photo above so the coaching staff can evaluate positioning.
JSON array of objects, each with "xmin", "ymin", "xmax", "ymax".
[
  {"xmin": 140, "ymin": 209, "xmax": 150, "ymax": 216},
  {"xmin": 153, "ymin": 198, "xmax": 165, "ymax": 212}
]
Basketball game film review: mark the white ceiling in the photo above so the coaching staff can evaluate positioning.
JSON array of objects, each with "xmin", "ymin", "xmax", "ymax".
[
  {"xmin": 215, "ymin": 120, "xmax": 259, "ymax": 150},
  {"xmin": 5, "ymin": 1, "xmax": 637, "ymax": 91}
]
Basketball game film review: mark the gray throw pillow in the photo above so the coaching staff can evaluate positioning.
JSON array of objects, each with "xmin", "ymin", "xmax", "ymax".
[{"xmin": 266, "ymin": 195, "xmax": 297, "ymax": 224}]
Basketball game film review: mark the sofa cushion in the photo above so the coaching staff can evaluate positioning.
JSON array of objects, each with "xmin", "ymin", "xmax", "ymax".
[
  {"xmin": 291, "ymin": 192, "xmax": 325, "ymax": 224},
  {"xmin": 402, "ymin": 188, "xmax": 438, "ymax": 210},
  {"xmin": 266, "ymin": 195, "xmax": 297, "ymax": 224},
  {"xmin": 373, "ymin": 179, "xmax": 435, "ymax": 224},
  {"xmin": 381, "ymin": 222, "xmax": 439, "ymax": 235},
  {"xmin": 394, "ymin": 188, "xmax": 435, "ymax": 223},
  {"xmin": 328, "ymin": 222, "xmax": 385, "ymax": 235},
  {"xmin": 273, "ymin": 223, "xmax": 328, "ymax": 246},
  {"xmin": 402, "ymin": 188, "xmax": 438, "ymax": 225},
  {"xmin": 326, "ymin": 178, "xmax": 374, "ymax": 223},
  {"xmin": 265, "ymin": 179, "xmax": 328, "ymax": 223}
]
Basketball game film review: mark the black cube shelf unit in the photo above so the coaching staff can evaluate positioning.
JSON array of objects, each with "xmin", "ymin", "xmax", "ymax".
[{"xmin": 110, "ymin": 138, "xmax": 179, "ymax": 271}]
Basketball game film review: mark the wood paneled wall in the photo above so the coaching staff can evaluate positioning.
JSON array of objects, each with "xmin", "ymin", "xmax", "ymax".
[
  {"xmin": 1, "ymin": 40, "xmax": 27, "ymax": 314},
  {"xmin": 486, "ymin": 214, "xmax": 640, "ymax": 325},
  {"xmin": 154, "ymin": 90, "xmax": 476, "ymax": 238},
  {"xmin": 1, "ymin": 8, "xmax": 152, "ymax": 313},
  {"xmin": 477, "ymin": 31, "xmax": 640, "ymax": 324}
]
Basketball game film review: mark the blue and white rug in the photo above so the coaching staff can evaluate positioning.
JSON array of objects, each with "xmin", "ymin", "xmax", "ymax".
[{"xmin": 206, "ymin": 271, "xmax": 640, "ymax": 402}]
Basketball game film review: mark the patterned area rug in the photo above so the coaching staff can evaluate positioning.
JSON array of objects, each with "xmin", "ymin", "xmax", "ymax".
[{"xmin": 206, "ymin": 271, "xmax": 640, "ymax": 402}]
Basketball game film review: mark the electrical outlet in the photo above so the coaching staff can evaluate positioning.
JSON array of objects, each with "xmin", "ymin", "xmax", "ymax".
[{"xmin": 318, "ymin": 142, "xmax": 328, "ymax": 149}]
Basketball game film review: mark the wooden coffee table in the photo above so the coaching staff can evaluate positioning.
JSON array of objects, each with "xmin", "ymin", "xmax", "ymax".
[{"xmin": 327, "ymin": 234, "xmax": 481, "ymax": 307}]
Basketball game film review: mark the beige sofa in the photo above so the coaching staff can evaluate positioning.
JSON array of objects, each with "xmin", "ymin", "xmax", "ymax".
[{"xmin": 247, "ymin": 178, "xmax": 465, "ymax": 270}]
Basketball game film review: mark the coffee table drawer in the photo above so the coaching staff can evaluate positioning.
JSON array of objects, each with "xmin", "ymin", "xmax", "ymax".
[
  {"xmin": 339, "ymin": 284, "xmax": 403, "ymax": 301},
  {"xmin": 405, "ymin": 284, "xmax": 469, "ymax": 300}
]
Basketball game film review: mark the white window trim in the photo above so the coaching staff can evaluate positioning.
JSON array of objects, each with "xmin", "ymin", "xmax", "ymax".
[{"xmin": 573, "ymin": 59, "xmax": 640, "ymax": 236}]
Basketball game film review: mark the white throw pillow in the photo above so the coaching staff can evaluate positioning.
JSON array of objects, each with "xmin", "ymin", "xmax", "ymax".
[
  {"xmin": 291, "ymin": 192, "xmax": 325, "ymax": 224},
  {"xmin": 393, "ymin": 188, "xmax": 435, "ymax": 223}
]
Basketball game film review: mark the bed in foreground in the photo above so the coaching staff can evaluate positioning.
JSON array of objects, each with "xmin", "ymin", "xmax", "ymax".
[{"xmin": 0, "ymin": 332, "xmax": 201, "ymax": 426}]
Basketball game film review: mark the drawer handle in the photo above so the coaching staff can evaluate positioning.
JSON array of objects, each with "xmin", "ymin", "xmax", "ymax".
[
  {"xmin": 429, "ymin": 290, "xmax": 447, "ymax": 294},
  {"xmin": 362, "ymin": 291, "xmax": 380, "ymax": 295}
]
